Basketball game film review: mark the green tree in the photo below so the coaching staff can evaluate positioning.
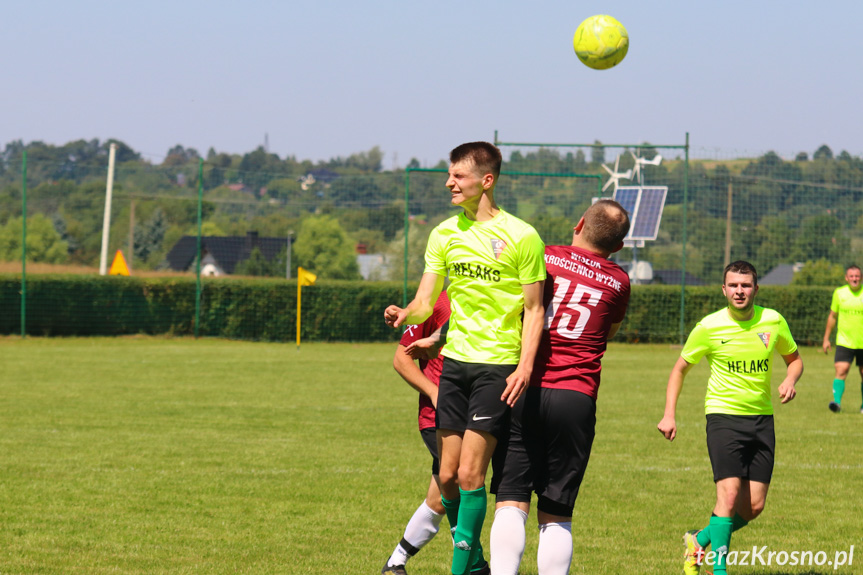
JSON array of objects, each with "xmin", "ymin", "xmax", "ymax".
[
  {"xmin": 792, "ymin": 214, "xmax": 849, "ymax": 262},
  {"xmin": 292, "ymin": 215, "xmax": 360, "ymax": 279},
  {"xmin": 0, "ymin": 214, "xmax": 68, "ymax": 263},
  {"xmin": 754, "ymin": 215, "xmax": 794, "ymax": 272},
  {"xmin": 591, "ymin": 140, "xmax": 605, "ymax": 165},
  {"xmin": 234, "ymin": 246, "xmax": 285, "ymax": 277},
  {"xmin": 385, "ymin": 220, "xmax": 434, "ymax": 282},
  {"xmin": 791, "ymin": 259, "xmax": 845, "ymax": 286},
  {"xmin": 813, "ymin": 145, "xmax": 833, "ymax": 161},
  {"xmin": 530, "ymin": 214, "xmax": 574, "ymax": 245},
  {"xmin": 134, "ymin": 208, "xmax": 167, "ymax": 265}
]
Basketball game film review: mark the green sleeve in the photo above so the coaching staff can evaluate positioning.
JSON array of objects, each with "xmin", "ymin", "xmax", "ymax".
[
  {"xmin": 776, "ymin": 314, "xmax": 798, "ymax": 356},
  {"xmin": 830, "ymin": 288, "xmax": 840, "ymax": 314},
  {"xmin": 680, "ymin": 323, "xmax": 710, "ymax": 365},
  {"xmin": 517, "ymin": 229, "xmax": 546, "ymax": 284},
  {"xmin": 423, "ymin": 227, "xmax": 447, "ymax": 276}
]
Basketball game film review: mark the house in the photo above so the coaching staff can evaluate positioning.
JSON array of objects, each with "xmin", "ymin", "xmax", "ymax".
[
  {"xmin": 760, "ymin": 263, "xmax": 804, "ymax": 285},
  {"xmin": 166, "ymin": 231, "xmax": 287, "ymax": 276}
]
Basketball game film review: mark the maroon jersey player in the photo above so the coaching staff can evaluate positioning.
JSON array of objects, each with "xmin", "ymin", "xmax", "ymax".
[
  {"xmin": 489, "ymin": 200, "xmax": 631, "ymax": 575},
  {"xmin": 384, "ymin": 291, "xmax": 488, "ymax": 575}
]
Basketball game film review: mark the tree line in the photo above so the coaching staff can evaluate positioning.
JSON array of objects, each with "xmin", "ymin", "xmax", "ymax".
[{"xmin": 0, "ymin": 139, "xmax": 862, "ymax": 284}]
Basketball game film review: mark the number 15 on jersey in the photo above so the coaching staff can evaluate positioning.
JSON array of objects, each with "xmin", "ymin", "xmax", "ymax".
[{"xmin": 544, "ymin": 277, "xmax": 603, "ymax": 340}]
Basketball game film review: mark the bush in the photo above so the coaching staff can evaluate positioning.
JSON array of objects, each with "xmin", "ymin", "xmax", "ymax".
[{"xmin": 0, "ymin": 275, "xmax": 833, "ymax": 344}]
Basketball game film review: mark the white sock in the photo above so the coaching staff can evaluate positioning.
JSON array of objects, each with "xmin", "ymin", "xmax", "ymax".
[
  {"xmin": 537, "ymin": 522, "xmax": 572, "ymax": 575},
  {"xmin": 489, "ymin": 506, "xmax": 528, "ymax": 575},
  {"xmin": 387, "ymin": 501, "xmax": 444, "ymax": 567}
]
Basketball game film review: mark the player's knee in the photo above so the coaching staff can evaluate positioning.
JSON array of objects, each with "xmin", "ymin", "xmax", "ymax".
[
  {"xmin": 716, "ymin": 489, "xmax": 739, "ymax": 513},
  {"xmin": 438, "ymin": 466, "xmax": 458, "ymax": 490},
  {"xmin": 456, "ymin": 466, "xmax": 485, "ymax": 491},
  {"xmin": 748, "ymin": 499, "xmax": 765, "ymax": 519}
]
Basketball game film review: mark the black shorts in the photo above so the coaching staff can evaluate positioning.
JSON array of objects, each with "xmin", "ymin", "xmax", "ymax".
[
  {"xmin": 490, "ymin": 387, "xmax": 596, "ymax": 517},
  {"xmin": 436, "ymin": 357, "xmax": 517, "ymax": 439},
  {"xmin": 834, "ymin": 345, "xmax": 863, "ymax": 366},
  {"xmin": 706, "ymin": 414, "xmax": 775, "ymax": 483},
  {"xmin": 420, "ymin": 427, "xmax": 440, "ymax": 476}
]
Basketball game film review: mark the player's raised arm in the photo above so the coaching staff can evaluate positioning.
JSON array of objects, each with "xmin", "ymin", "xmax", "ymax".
[
  {"xmin": 501, "ymin": 279, "xmax": 545, "ymax": 407},
  {"xmin": 384, "ymin": 273, "xmax": 444, "ymax": 328},
  {"xmin": 658, "ymin": 356, "xmax": 694, "ymax": 441},
  {"xmin": 778, "ymin": 351, "xmax": 803, "ymax": 404}
]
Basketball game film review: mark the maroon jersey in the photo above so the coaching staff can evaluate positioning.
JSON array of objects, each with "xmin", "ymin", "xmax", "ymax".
[
  {"xmin": 399, "ymin": 291, "xmax": 450, "ymax": 430},
  {"xmin": 530, "ymin": 245, "xmax": 630, "ymax": 399}
]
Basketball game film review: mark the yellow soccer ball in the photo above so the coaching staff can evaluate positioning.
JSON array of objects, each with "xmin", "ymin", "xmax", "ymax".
[{"xmin": 573, "ymin": 14, "xmax": 629, "ymax": 70}]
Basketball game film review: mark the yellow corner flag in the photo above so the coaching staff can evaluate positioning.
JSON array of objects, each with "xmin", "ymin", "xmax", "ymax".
[
  {"xmin": 298, "ymin": 267, "xmax": 317, "ymax": 286},
  {"xmin": 296, "ymin": 267, "xmax": 317, "ymax": 348},
  {"xmin": 108, "ymin": 250, "xmax": 131, "ymax": 276}
]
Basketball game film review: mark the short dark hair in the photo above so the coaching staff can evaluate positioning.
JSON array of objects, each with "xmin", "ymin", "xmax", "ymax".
[
  {"xmin": 582, "ymin": 199, "xmax": 630, "ymax": 252},
  {"xmin": 846, "ymin": 264, "xmax": 861, "ymax": 273},
  {"xmin": 723, "ymin": 260, "xmax": 758, "ymax": 285},
  {"xmin": 450, "ymin": 142, "xmax": 502, "ymax": 179}
]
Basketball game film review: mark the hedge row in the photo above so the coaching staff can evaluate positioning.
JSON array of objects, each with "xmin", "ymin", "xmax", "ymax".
[
  {"xmin": 620, "ymin": 284, "xmax": 831, "ymax": 345},
  {"xmin": 0, "ymin": 275, "xmax": 833, "ymax": 344}
]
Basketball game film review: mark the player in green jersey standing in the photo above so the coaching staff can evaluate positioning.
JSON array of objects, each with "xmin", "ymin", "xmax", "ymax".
[
  {"xmin": 821, "ymin": 264, "xmax": 863, "ymax": 413},
  {"xmin": 657, "ymin": 261, "xmax": 803, "ymax": 575},
  {"xmin": 385, "ymin": 142, "xmax": 546, "ymax": 575}
]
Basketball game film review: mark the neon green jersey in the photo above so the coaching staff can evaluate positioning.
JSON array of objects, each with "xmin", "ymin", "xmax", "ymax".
[
  {"xmin": 830, "ymin": 285, "xmax": 863, "ymax": 349},
  {"xmin": 681, "ymin": 305, "xmax": 798, "ymax": 415},
  {"xmin": 424, "ymin": 209, "xmax": 546, "ymax": 364}
]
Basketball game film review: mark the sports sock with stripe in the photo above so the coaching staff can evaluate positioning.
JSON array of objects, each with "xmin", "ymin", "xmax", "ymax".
[{"xmin": 387, "ymin": 501, "xmax": 444, "ymax": 567}]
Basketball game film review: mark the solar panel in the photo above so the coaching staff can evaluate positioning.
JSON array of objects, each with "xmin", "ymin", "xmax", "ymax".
[
  {"xmin": 614, "ymin": 188, "xmax": 638, "ymax": 218},
  {"xmin": 613, "ymin": 186, "xmax": 667, "ymax": 241}
]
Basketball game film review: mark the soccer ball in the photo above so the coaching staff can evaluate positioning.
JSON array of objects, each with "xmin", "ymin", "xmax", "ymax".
[{"xmin": 573, "ymin": 15, "xmax": 629, "ymax": 70}]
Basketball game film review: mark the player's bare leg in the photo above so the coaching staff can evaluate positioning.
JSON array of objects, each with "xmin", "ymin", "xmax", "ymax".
[
  {"xmin": 437, "ymin": 430, "xmax": 463, "ymax": 501},
  {"xmin": 734, "ymin": 480, "xmax": 768, "ymax": 521}
]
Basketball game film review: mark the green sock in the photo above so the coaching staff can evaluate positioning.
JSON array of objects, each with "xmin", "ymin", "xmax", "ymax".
[
  {"xmin": 442, "ymin": 495, "xmax": 487, "ymax": 571},
  {"xmin": 470, "ymin": 542, "xmax": 488, "ymax": 572},
  {"xmin": 708, "ymin": 516, "xmax": 734, "ymax": 574},
  {"xmin": 441, "ymin": 495, "xmax": 460, "ymax": 537},
  {"xmin": 834, "ymin": 378, "xmax": 846, "ymax": 404},
  {"xmin": 696, "ymin": 513, "xmax": 749, "ymax": 548},
  {"xmin": 451, "ymin": 486, "xmax": 487, "ymax": 575},
  {"xmin": 696, "ymin": 523, "xmax": 711, "ymax": 547}
]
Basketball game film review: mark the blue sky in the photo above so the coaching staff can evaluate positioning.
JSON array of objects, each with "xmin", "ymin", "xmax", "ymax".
[{"xmin": 3, "ymin": 1, "xmax": 861, "ymax": 166}]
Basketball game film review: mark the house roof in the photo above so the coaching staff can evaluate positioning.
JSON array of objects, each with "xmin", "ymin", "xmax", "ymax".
[
  {"xmin": 760, "ymin": 264, "xmax": 797, "ymax": 285},
  {"xmin": 166, "ymin": 232, "xmax": 287, "ymax": 274}
]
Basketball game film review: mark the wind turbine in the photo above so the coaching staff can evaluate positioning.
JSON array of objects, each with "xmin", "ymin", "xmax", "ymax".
[
  {"xmin": 601, "ymin": 154, "xmax": 632, "ymax": 193},
  {"xmin": 630, "ymin": 151, "xmax": 662, "ymax": 186}
]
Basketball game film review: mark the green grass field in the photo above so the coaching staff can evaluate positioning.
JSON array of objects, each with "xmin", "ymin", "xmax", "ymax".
[{"xmin": 0, "ymin": 338, "xmax": 859, "ymax": 574}]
